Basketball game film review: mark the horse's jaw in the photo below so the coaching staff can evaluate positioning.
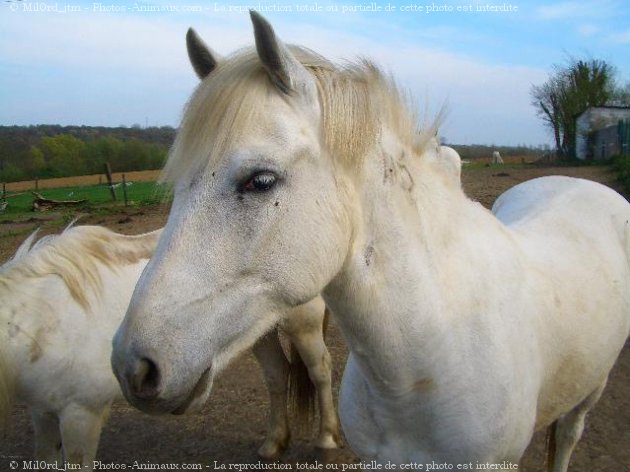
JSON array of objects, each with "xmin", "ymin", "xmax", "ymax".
[
  {"xmin": 171, "ymin": 367, "xmax": 214, "ymax": 415},
  {"xmin": 112, "ymin": 267, "xmax": 284, "ymax": 415}
]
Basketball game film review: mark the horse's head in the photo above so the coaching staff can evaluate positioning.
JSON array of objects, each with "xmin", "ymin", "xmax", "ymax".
[{"xmin": 111, "ymin": 12, "xmax": 352, "ymax": 414}]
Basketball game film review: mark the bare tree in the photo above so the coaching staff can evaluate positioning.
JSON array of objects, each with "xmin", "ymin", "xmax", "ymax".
[{"xmin": 531, "ymin": 58, "xmax": 620, "ymax": 159}]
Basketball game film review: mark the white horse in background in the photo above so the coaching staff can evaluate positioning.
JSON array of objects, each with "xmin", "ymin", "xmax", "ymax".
[
  {"xmin": 252, "ymin": 298, "xmax": 341, "ymax": 459},
  {"xmin": 492, "ymin": 150, "xmax": 504, "ymax": 164},
  {"xmin": 0, "ymin": 225, "xmax": 340, "ymax": 468},
  {"xmin": 111, "ymin": 12, "xmax": 630, "ymax": 471},
  {"xmin": 0, "ymin": 225, "xmax": 160, "ymax": 467}
]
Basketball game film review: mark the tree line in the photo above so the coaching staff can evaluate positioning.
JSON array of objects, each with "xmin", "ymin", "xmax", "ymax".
[
  {"xmin": 0, "ymin": 125, "xmax": 176, "ymax": 182},
  {"xmin": 1, "ymin": 125, "xmax": 550, "ymax": 184}
]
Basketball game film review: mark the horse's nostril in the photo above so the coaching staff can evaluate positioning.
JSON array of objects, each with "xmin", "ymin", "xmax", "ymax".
[{"xmin": 129, "ymin": 357, "xmax": 161, "ymax": 400}]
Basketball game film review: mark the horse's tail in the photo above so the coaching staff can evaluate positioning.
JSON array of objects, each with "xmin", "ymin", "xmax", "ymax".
[
  {"xmin": 322, "ymin": 306, "xmax": 331, "ymax": 341},
  {"xmin": 287, "ymin": 306, "xmax": 331, "ymax": 435},
  {"xmin": 0, "ymin": 331, "xmax": 16, "ymax": 428},
  {"xmin": 288, "ymin": 342, "xmax": 316, "ymax": 436},
  {"xmin": 545, "ymin": 420, "xmax": 558, "ymax": 472}
]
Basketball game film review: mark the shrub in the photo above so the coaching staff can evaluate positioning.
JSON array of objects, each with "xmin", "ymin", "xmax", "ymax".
[{"xmin": 612, "ymin": 154, "xmax": 630, "ymax": 193}]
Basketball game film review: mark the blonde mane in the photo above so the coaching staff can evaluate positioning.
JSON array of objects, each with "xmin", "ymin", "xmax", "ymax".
[
  {"xmin": 162, "ymin": 46, "xmax": 439, "ymax": 185},
  {"xmin": 0, "ymin": 226, "xmax": 161, "ymax": 311}
]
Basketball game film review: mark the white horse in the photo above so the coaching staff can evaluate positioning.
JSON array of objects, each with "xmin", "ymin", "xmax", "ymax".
[
  {"xmin": 0, "ymin": 225, "xmax": 160, "ymax": 467},
  {"xmin": 492, "ymin": 150, "xmax": 504, "ymax": 164},
  {"xmin": 186, "ymin": 30, "xmax": 342, "ymax": 457},
  {"xmin": 0, "ymin": 225, "xmax": 339, "ymax": 467},
  {"xmin": 111, "ymin": 12, "xmax": 630, "ymax": 471}
]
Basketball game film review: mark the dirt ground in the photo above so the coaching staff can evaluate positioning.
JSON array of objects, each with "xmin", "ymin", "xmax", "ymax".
[
  {"xmin": 1, "ymin": 164, "xmax": 629, "ymax": 470},
  {"xmin": 3, "ymin": 170, "xmax": 162, "ymax": 193}
]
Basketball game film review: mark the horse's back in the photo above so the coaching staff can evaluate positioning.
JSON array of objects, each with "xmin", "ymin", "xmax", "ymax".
[
  {"xmin": 492, "ymin": 175, "xmax": 630, "ymax": 269},
  {"xmin": 1, "ymin": 226, "xmax": 155, "ymax": 413},
  {"xmin": 492, "ymin": 175, "xmax": 630, "ymax": 229},
  {"xmin": 492, "ymin": 175, "xmax": 630, "ymax": 318},
  {"xmin": 492, "ymin": 176, "xmax": 630, "ymax": 427}
]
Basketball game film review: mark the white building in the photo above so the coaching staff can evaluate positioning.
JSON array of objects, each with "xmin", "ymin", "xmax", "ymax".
[{"xmin": 575, "ymin": 106, "xmax": 630, "ymax": 160}]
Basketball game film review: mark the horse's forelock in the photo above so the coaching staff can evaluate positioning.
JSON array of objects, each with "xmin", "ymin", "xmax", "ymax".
[
  {"xmin": 161, "ymin": 46, "xmax": 440, "ymax": 186},
  {"xmin": 161, "ymin": 48, "xmax": 272, "ymax": 186}
]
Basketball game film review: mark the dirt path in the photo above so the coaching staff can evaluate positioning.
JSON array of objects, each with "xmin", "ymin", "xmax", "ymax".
[
  {"xmin": 3, "ymin": 170, "xmax": 162, "ymax": 192},
  {"xmin": 1, "ymin": 164, "xmax": 629, "ymax": 471}
]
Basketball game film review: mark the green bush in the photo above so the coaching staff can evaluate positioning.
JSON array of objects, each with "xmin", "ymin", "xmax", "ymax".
[
  {"xmin": 0, "ymin": 163, "xmax": 27, "ymax": 182},
  {"xmin": 612, "ymin": 154, "xmax": 630, "ymax": 193}
]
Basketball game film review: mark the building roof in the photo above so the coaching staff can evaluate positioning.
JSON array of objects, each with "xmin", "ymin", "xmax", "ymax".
[{"xmin": 576, "ymin": 106, "xmax": 630, "ymax": 121}]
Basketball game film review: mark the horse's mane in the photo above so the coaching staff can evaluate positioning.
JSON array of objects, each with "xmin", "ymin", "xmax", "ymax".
[
  {"xmin": 0, "ymin": 225, "xmax": 161, "ymax": 311},
  {"xmin": 161, "ymin": 46, "xmax": 440, "ymax": 185}
]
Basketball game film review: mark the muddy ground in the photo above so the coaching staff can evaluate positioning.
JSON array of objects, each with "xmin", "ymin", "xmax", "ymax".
[{"xmin": 1, "ymin": 164, "xmax": 629, "ymax": 471}]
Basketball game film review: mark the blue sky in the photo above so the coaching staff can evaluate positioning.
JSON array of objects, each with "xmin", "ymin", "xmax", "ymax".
[{"xmin": 1, "ymin": 0, "xmax": 628, "ymax": 145}]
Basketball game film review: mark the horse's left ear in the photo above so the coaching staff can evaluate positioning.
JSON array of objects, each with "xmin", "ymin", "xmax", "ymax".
[
  {"xmin": 250, "ymin": 11, "xmax": 312, "ymax": 96},
  {"xmin": 186, "ymin": 28, "xmax": 220, "ymax": 80}
]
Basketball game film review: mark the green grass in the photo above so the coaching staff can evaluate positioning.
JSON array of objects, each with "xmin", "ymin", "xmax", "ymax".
[{"xmin": 1, "ymin": 181, "xmax": 170, "ymax": 217}]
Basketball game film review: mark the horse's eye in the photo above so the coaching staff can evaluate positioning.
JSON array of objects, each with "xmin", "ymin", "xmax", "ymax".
[{"xmin": 242, "ymin": 172, "xmax": 277, "ymax": 192}]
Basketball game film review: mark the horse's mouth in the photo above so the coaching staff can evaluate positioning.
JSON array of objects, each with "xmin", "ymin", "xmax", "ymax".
[{"xmin": 172, "ymin": 368, "xmax": 213, "ymax": 415}]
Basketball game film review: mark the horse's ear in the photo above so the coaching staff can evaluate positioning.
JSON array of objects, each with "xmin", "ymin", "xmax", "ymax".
[
  {"xmin": 186, "ymin": 28, "xmax": 220, "ymax": 79},
  {"xmin": 250, "ymin": 11, "xmax": 310, "ymax": 95}
]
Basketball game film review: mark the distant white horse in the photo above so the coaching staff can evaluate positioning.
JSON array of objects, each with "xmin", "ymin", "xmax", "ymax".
[
  {"xmin": 111, "ymin": 12, "xmax": 630, "ymax": 471},
  {"xmin": 1, "ymin": 225, "xmax": 339, "ymax": 468},
  {"xmin": 492, "ymin": 150, "xmax": 504, "ymax": 164}
]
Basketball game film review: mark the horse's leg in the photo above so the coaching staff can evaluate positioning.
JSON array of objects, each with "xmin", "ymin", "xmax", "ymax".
[
  {"xmin": 59, "ymin": 403, "xmax": 110, "ymax": 470},
  {"xmin": 31, "ymin": 410, "xmax": 63, "ymax": 465},
  {"xmin": 550, "ymin": 379, "xmax": 607, "ymax": 472},
  {"xmin": 287, "ymin": 308, "xmax": 341, "ymax": 452},
  {"xmin": 252, "ymin": 328, "xmax": 291, "ymax": 460}
]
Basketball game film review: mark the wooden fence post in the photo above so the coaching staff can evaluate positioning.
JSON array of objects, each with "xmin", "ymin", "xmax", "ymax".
[
  {"xmin": 104, "ymin": 163, "xmax": 117, "ymax": 202},
  {"xmin": 122, "ymin": 174, "xmax": 128, "ymax": 207}
]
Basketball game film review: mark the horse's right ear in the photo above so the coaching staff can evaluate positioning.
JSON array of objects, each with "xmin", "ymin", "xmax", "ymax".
[{"xmin": 186, "ymin": 28, "xmax": 220, "ymax": 79}]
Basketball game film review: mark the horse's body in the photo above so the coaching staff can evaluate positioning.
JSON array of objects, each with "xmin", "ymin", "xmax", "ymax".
[
  {"xmin": 0, "ymin": 226, "xmax": 159, "ymax": 467},
  {"xmin": 111, "ymin": 13, "xmax": 630, "ymax": 471},
  {"xmin": 1, "ymin": 225, "xmax": 339, "ymax": 467},
  {"xmin": 337, "ymin": 175, "xmax": 630, "ymax": 465},
  {"xmin": 492, "ymin": 150, "xmax": 504, "ymax": 164}
]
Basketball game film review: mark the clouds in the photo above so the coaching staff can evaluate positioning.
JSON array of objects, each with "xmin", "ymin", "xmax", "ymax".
[
  {"xmin": 535, "ymin": 1, "xmax": 607, "ymax": 21},
  {"xmin": 576, "ymin": 24, "xmax": 599, "ymax": 37},
  {"xmin": 535, "ymin": 0, "xmax": 629, "ymax": 49},
  {"xmin": 0, "ymin": 1, "xmax": 628, "ymax": 145},
  {"xmin": 258, "ymin": 19, "xmax": 548, "ymax": 143},
  {"xmin": 607, "ymin": 29, "xmax": 630, "ymax": 44},
  {"xmin": 1, "ymin": 10, "xmax": 234, "ymax": 72}
]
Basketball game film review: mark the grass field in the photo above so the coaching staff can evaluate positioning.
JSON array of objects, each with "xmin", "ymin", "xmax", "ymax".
[{"xmin": 1, "ymin": 180, "xmax": 170, "ymax": 217}]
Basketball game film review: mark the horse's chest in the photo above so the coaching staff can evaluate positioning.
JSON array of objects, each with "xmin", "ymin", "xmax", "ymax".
[{"xmin": 340, "ymin": 354, "xmax": 533, "ymax": 463}]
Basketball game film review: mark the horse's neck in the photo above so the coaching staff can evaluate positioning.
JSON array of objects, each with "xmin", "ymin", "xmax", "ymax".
[
  {"xmin": 130, "ymin": 228, "xmax": 163, "ymax": 256},
  {"xmin": 1, "ymin": 255, "xmax": 149, "ymax": 336},
  {"xmin": 325, "ymin": 146, "xmax": 518, "ymax": 395},
  {"xmin": 111, "ymin": 228, "xmax": 163, "ymax": 262}
]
